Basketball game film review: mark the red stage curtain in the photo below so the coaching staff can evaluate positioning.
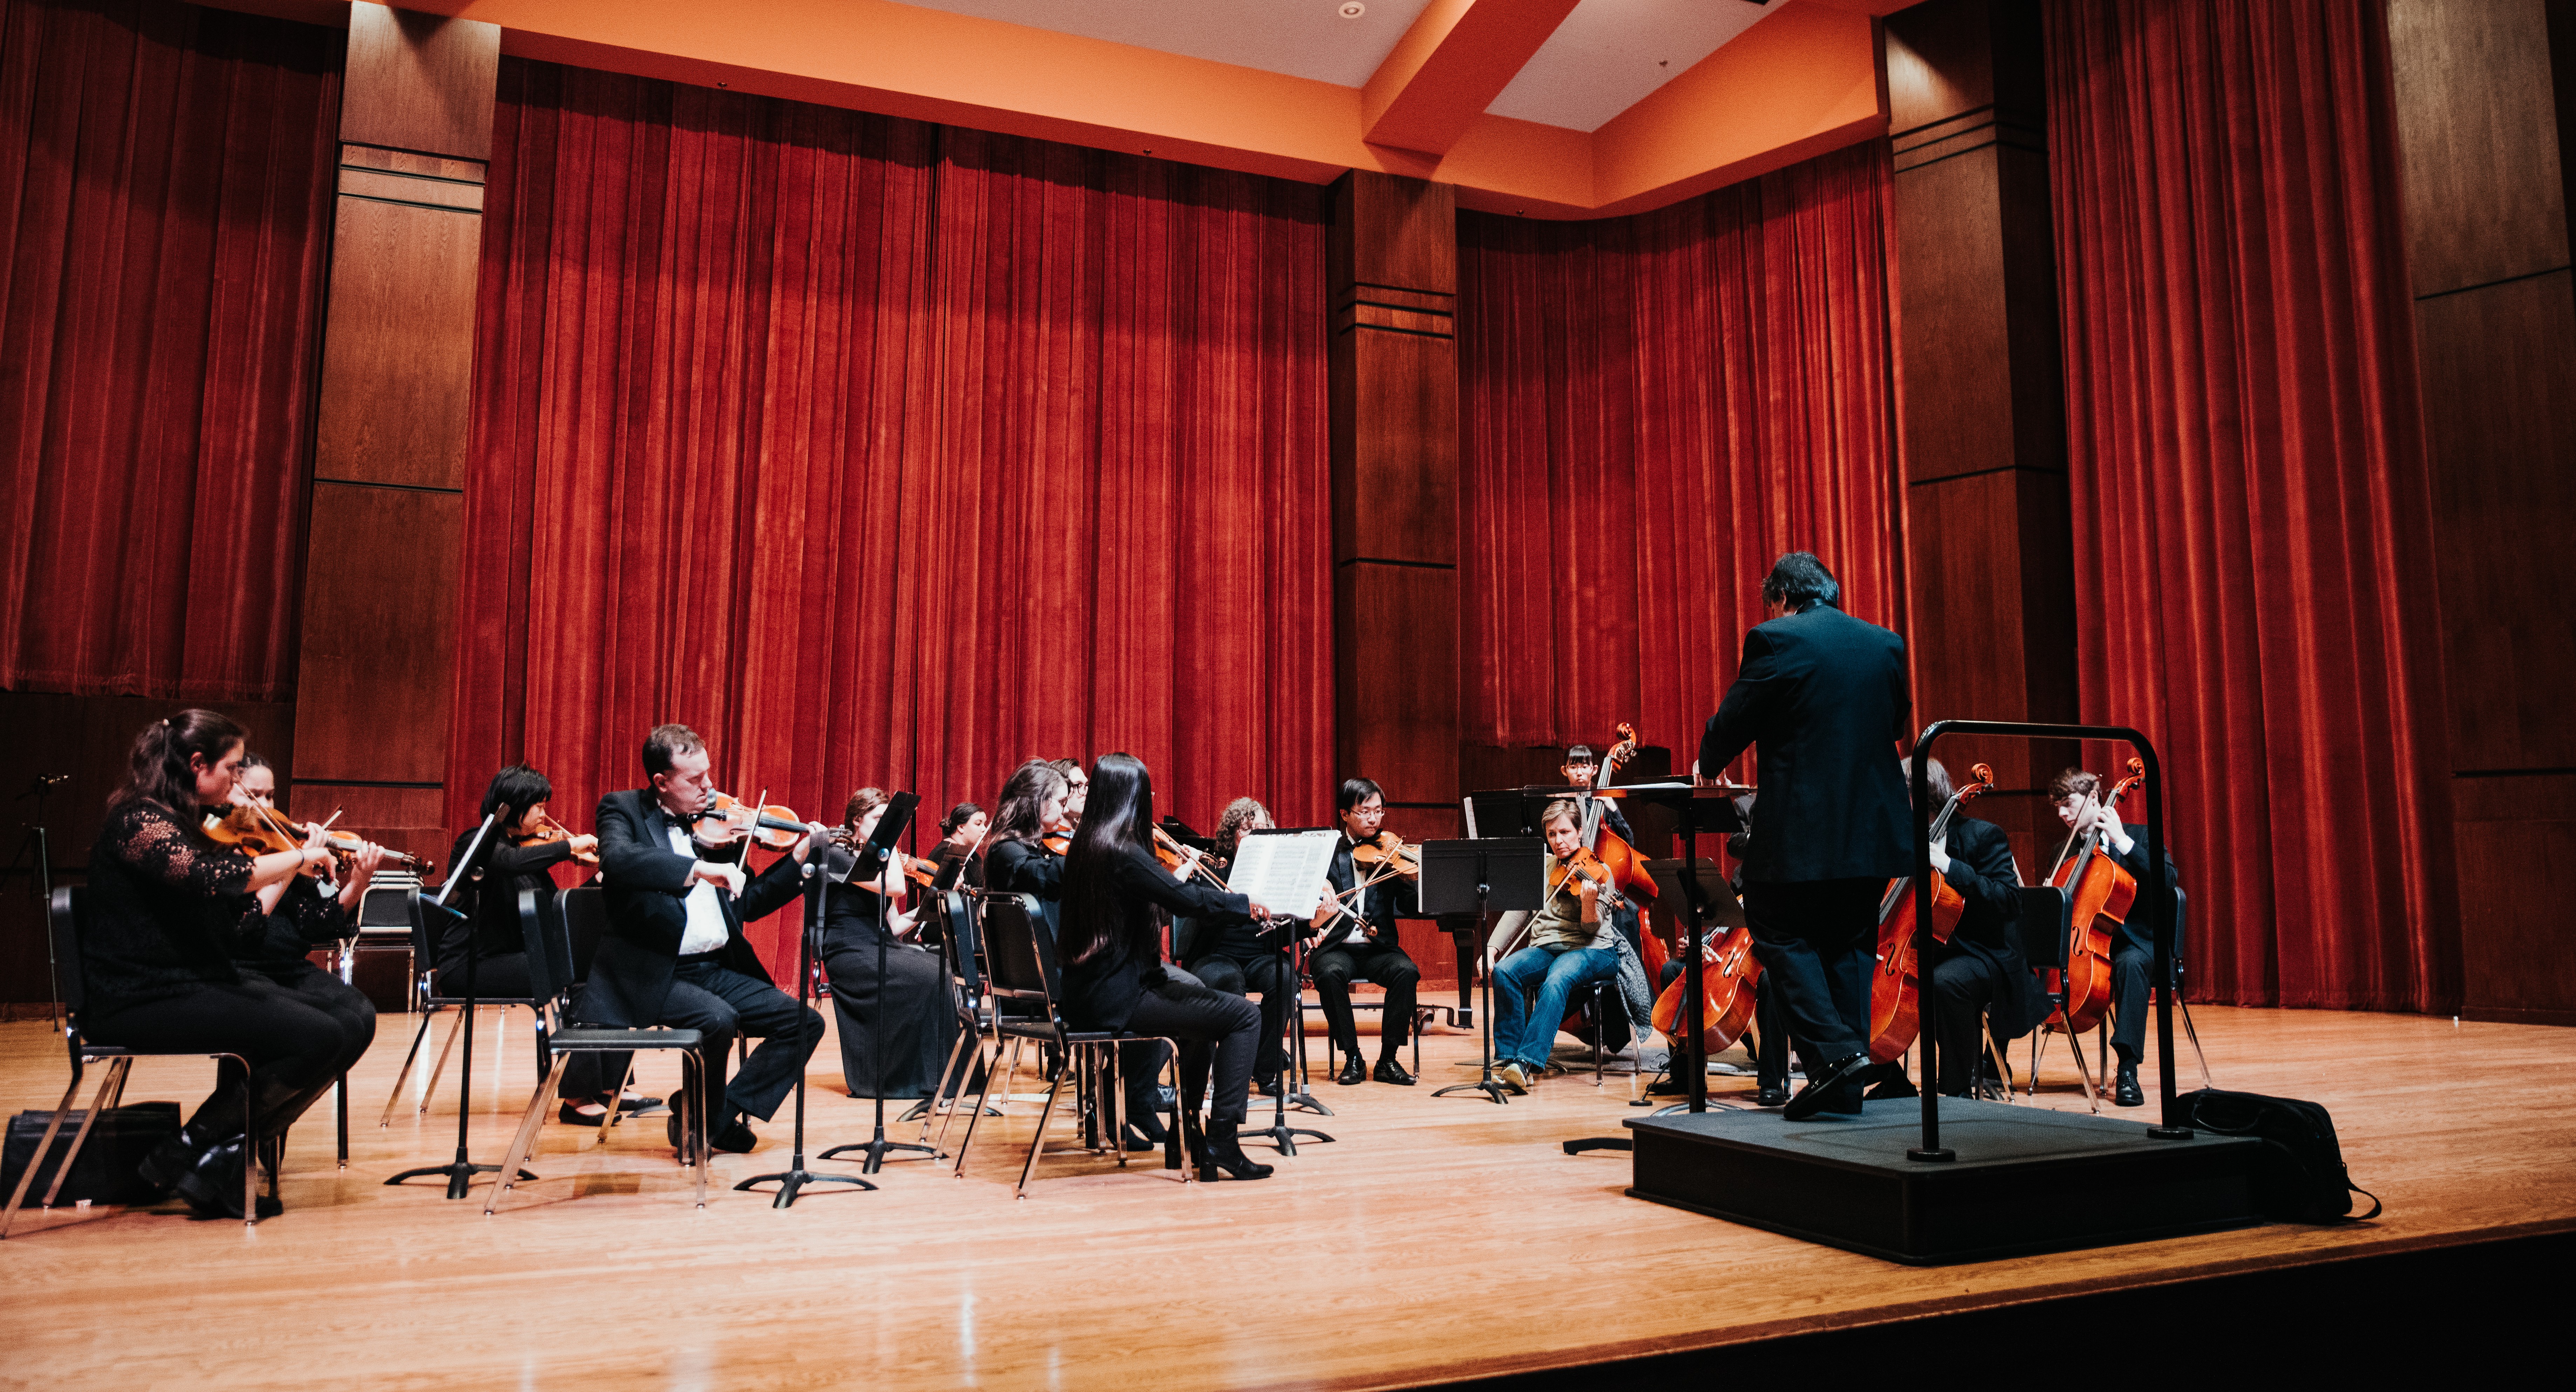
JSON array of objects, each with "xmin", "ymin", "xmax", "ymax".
[
  {"xmin": 2048, "ymin": 0, "xmax": 2460, "ymax": 1011},
  {"xmin": 0, "ymin": 0, "xmax": 337, "ymax": 700},
  {"xmin": 451, "ymin": 61, "xmax": 1331, "ymax": 968},
  {"xmin": 1457, "ymin": 140, "xmax": 1902, "ymax": 774}
]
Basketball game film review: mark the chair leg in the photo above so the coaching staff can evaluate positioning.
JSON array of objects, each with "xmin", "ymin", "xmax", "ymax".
[
  {"xmin": 237, "ymin": 1065, "xmax": 259, "ymax": 1228},
  {"xmin": 1016, "ymin": 1067, "xmax": 1069, "ymax": 1199},
  {"xmin": 37, "ymin": 1058, "xmax": 131, "ymax": 1211},
  {"xmin": 688, "ymin": 1052, "xmax": 707, "ymax": 1209},
  {"xmin": 922, "ymin": 1026, "xmax": 975, "ymax": 1154},
  {"xmin": 485, "ymin": 1053, "xmax": 569, "ymax": 1216},
  {"xmin": 379, "ymin": 1009, "xmax": 438, "ymax": 1126},
  {"xmin": 416, "ymin": 1006, "xmax": 470, "ymax": 1117},
  {"xmin": 3, "ymin": 1060, "xmax": 104, "ymax": 1238}
]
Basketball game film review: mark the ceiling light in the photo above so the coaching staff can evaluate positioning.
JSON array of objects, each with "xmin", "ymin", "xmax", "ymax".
[{"xmin": 1340, "ymin": 3, "xmax": 1365, "ymax": 19}]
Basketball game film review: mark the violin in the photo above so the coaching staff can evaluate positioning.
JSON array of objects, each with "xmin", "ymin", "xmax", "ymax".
[
  {"xmin": 1150, "ymin": 825, "xmax": 1226, "ymax": 889},
  {"xmin": 2047, "ymin": 758, "xmax": 2145, "ymax": 1038},
  {"xmin": 1040, "ymin": 830, "xmax": 1072, "ymax": 856},
  {"xmin": 691, "ymin": 791, "xmax": 811, "ymax": 851},
  {"xmin": 1351, "ymin": 830, "xmax": 1421, "ymax": 878},
  {"xmin": 525, "ymin": 810, "xmax": 598, "ymax": 867},
  {"xmin": 201, "ymin": 804, "xmax": 424, "ymax": 875},
  {"xmin": 1866, "ymin": 762, "xmax": 1995, "ymax": 1063}
]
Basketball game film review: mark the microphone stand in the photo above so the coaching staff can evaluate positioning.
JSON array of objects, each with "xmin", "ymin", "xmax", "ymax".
[
  {"xmin": 387, "ymin": 814, "xmax": 530, "ymax": 1198},
  {"xmin": 736, "ymin": 832, "xmax": 875, "ymax": 1207},
  {"xmin": 821, "ymin": 793, "xmax": 935, "ymax": 1173},
  {"xmin": 9, "ymin": 775, "xmax": 67, "ymax": 1033}
]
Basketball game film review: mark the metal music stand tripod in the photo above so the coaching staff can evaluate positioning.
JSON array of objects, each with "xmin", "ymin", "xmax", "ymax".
[
  {"xmin": 6, "ymin": 774, "xmax": 69, "ymax": 1031},
  {"xmin": 386, "ymin": 813, "xmax": 530, "ymax": 1198},
  {"xmin": 818, "ymin": 793, "xmax": 941, "ymax": 1174},
  {"xmin": 1423, "ymin": 838, "xmax": 1543, "ymax": 1105}
]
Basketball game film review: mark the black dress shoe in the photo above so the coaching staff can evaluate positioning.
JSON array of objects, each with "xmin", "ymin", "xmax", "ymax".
[
  {"xmin": 1372, "ymin": 1057, "xmax": 1415, "ymax": 1085},
  {"xmin": 1254, "ymin": 1072, "xmax": 1283, "ymax": 1098},
  {"xmin": 172, "ymin": 1137, "xmax": 251, "ymax": 1219},
  {"xmin": 1783, "ymin": 1052, "xmax": 1879, "ymax": 1121},
  {"xmin": 1864, "ymin": 1071, "xmax": 1919, "ymax": 1102},
  {"xmin": 1644, "ymin": 1071, "xmax": 1688, "ymax": 1097},
  {"xmin": 1335, "ymin": 1056, "xmax": 1367, "ymax": 1086},
  {"xmin": 710, "ymin": 1119, "xmax": 759, "ymax": 1153},
  {"xmin": 559, "ymin": 1100, "xmax": 613, "ymax": 1126},
  {"xmin": 2113, "ymin": 1063, "xmax": 2145, "ymax": 1108},
  {"xmin": 619, "ymin": 1093, "xmax": 666, "ymax": 1114},
  {"xmin": 1195, "ymin": 1120, "xmax": 1275, "ymax": 1181}
]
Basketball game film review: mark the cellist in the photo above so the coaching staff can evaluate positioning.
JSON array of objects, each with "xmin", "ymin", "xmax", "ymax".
[
  {"xmin": 2050, "ymin": 767, "xmax": 2181, "ymax": 1108},
  {"xmin": 1914, "ymin": 758, "xmax": 2047, "ymax": 1097}
]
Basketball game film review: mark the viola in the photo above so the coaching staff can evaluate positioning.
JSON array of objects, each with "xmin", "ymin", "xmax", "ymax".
[
  {"xmin": 691, "ymin": 791, "xmax": 811, "ymax": 851},
  {"xmin": 2048, "ymin": 758, "xmax": 2145, "ymax": 1037},
  {"xmin": 1150, "ymin": 825, "xmax": 1226, "ymax": 888},
  {"xmin": 1866, "ymin": 763, "xmax": 1996, "ymax": 1063},
  {"xmin": 1351, "ymin": 830, "xmax": 1421, "ymax": 878},
  {"xmin": 1040, "ymin": 830, "xmax": 1072, "ymax": 857},
  {"xmin": 202, "ymin": 804, "xmax": 424, "ymax": 875},
  {"xmin": 526, "ymin": 810, "xmax": 599, "ymax": 868}
]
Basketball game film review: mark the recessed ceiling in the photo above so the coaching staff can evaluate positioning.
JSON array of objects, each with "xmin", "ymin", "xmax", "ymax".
[
  {"xmin": 893, "ymin": 0, "xmax": 1783, "ymax": 132},
  {"xmin": 1489, "ymin": 0, "xmax": 1776, "ymax": 132},
  {"xmin": 895, "ymin": 0, "xmax": 1439, "ymax": 89}
]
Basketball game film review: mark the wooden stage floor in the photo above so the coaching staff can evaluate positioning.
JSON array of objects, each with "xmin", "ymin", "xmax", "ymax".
[{"xmin": 1, "ymin": 1004, "xmax": 2570, "ymax": 1388}]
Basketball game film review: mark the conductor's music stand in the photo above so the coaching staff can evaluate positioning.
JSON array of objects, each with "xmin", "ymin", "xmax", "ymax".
[
  {"xmin": 1564, "ymin": 857, "xmax": 1745, "ymax": 1156},
  {"xmin": 1421, "ymin": 839, "xmax": 1543, "ymax": 1105}
]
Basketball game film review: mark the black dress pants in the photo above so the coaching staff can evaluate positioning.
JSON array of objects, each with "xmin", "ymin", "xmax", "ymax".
[
  {"xmin": 1741, "ymin": 878, "xmax": 1878, "ymax": 1090},
  {"xmin": 1125, "ymin": 972, "xmax": 1261, "ymax": 1127},
  {"xmin": 1310, "ymin": 938, "xmax": 1419, "ymax": 1058},
  {"xmin": 88, "ymin": 974, "xmax": 372, "ymax": 1143},
  {"xmin": 1928, "ymin": 951, "xmax": 1999, "ymax": 1094},
  {"xmin": 658, "ymin": 958, "xmax": 824, "ymax": 1124},
  {"xmin": 1188, "ymin": 950, "xmax": 1293, "ymax": 1076}
]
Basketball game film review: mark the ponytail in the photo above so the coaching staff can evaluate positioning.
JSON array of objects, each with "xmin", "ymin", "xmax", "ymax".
[{"xmin": 112, "ymin": 708, "xmax": 246, "ymax": 813}]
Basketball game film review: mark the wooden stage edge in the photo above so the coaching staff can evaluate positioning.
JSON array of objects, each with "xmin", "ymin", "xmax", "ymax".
[{"xmin": 1, "ymin": 1004, "xmax": 2570, "ymax": 1388}]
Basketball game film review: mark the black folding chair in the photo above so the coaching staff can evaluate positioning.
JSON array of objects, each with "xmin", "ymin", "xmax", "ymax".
[
  {"xmin": 482, "ymin": 888, "xmax": 709, "ymax": 1213},
  {"xmin": 377, "ymin": 886, "xmax": 545, "ymax": 1127},
  {"xmin": 920, "ymin": 887, "xmax": 997, "ymax": 1157},
  {"xmin": 3, "ymin": 888, "xmax": 265, "ymax": 1236},
  {"xmin": 953, "ymin": 893, "xmax": 1188, "ymax": 1197}
]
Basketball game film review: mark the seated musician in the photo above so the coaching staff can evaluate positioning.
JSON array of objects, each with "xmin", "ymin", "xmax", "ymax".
[
  {"xmin": 1920, "ymin": 759, "xmax": 2048, "ymax": 1097},
  {"xmin": 930, "ymin": 801, "xmax": 988, "ymax": 890},
  {"xmin": 1179, "ymin": 797, "xmax": 1296, "ymax": 1097},
  {"xmin": 821, "ymin": 788, "xmax": 955, "ymax": 1104},
  {"xmin": 2052, "ymin": 767, "xmax": 2182, "ymax": 1108},
  {"xmin": 1491, "ymin": 801, "xmax": 1625, "ymax": 1093},
  {"xmin": 85, "ymin": 712, "xmax": 381, "ymax": 1219},
  {"xmin": 1051, "ymin": 757, "xmax": 1090, "ymax": 827},
  {"xmin": 984, "ymin": 759, "xmax": 1071, "ymax": 936},
  {"xmin": 1562, "ymin": 744, "xmax": 1633, "ymax": 844},
  {"xmin": 587, "ymin": 724, "xmax": 826, "ymax": 1155},
  {"xmin": 223, "ymin": 754, "xmax": 382, "ymax": 1122},
  {"xmin": 1312, "ymin": 777, "xmax": 1423, "ymax": 1086}
]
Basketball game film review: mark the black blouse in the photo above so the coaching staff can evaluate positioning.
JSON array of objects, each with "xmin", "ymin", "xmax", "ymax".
[
  {"xmin": 984, "ymin": 836, "xmax": 1061, "ymax": 900},
  {"xmin": 441, "ymin": 831, "xmax": 576, "ymax": 976},
  {"xmin": 820, "ymin": 877, "xmax": 894, "ymax": 953},
  {"xmin": 82, "ymin": 800, "xmax": 259, "ymax": 1013},
  {"xmin": 1059, "ymin": 844, "xmax": 1250, "ymax": 1033},
  {"xmin": 234, "ymin": 874, "xmax": 356, "ymax": 973}
]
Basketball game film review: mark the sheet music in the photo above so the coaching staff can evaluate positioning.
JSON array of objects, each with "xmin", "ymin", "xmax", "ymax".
[{"xmin": 1227, "ymin": 829, "xmax": 1341, "ymax": 918}]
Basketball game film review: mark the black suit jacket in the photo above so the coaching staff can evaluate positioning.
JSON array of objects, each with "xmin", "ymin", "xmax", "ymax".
[
  {"xmin": 1698, "ymin": 604, "xmax": 1911, "ymax": 883},
  {"xmin": 1935, "ymin": 815, "xmax": 2050, "ymax": 1039},
  {"xmin": 1322, "ymin": 836, "xmax": 1417, "ymax": 950},
  {"xmin": 582, "ymin": 787, "xmax": 807, "ymax": 1026}
]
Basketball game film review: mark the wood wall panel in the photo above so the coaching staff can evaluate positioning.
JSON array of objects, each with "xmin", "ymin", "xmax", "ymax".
[
  {"xmin": 2417, "ymin": 271, "xmax": 2576, "ymax": 772},
  {"xmin": 282, "ymin": 781, "xmax": 450, "ymax": 877},
  {"xmin": 291, "ymin": 483, "xmax": 462, "ymax": 785},
  {"xmin": 2453, "ymin": 773, "xmax": 2576, "ymax": 1024},
  {"xmin": 1331, "ymin": 329, "xmax": 1459, "ymax": 565},
  {"xmin": 339, "ymin": 1, "xmax": 499, "ymax": 162},
  {"xmin": 1328, "ymin": 170, "xmax": 1457, "ymax": 297},
  {"xmin": 1334, "ymin": 562, "xmax": 1459, "ymax": 808},
  {"xmin": 312, "ymin": 189, "xmax": 481, "ymax": 491},
  {"xmin": 2388, "ymin": 0, "xmax": 2568, "ymax": 295}
]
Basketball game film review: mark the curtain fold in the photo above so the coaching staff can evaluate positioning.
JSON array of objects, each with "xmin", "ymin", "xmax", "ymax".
[
  {"xmin": 1456, "ymin": 140, "xmax": 1902, "ymax": 774},
  {"xmin": 0, "ymin": 0, "xmax": 338, "ymax": 699},
  {"xmin": 2047, "ymin": 0, "xmax": 2459, "ymax": 1010},
  {"xmin": 451, "ymin": 61, "xmax": 1331, "ymax": 970}
]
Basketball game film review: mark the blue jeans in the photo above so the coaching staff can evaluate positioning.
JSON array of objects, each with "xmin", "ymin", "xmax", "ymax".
[{"xmin": 1493, "ymin": 943, "xmax": 1620, "ymax": 1070}]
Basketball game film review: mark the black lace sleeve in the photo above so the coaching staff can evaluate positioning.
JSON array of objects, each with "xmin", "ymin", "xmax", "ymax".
[
  {"xmin": 275, "ymin": 875, "xmax": 354, "ymax": 945},
  {"xmin": 108, "ymin": 801, "xmax": 254, "ymax": 897}
]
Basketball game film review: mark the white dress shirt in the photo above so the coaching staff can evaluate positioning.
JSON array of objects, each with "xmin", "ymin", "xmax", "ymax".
[{"xmin": 667, "ymin": 820, "xmax": 731, "ymax": 955}]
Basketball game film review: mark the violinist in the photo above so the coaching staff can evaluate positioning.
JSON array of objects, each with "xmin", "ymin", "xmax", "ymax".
[
  {"xmin": 444, "ymin": 766, "xmax": 639, "ymax": 1121},
  {"xmin": 1916, "ymin": 759, "xmax": 2048, "ymax": 1097},
  {"xmin": 1491, "ymin": 801, "xmax": 1625, "ymax": 1094},
  {"xmin": 822, "ymin": 788, "xmax": 954, "ymax": 1103},
  {"xmin": 1696, "ymin": 552, "xmax": 1912, "ymax": 1120},
  {"xmin": 986, "ymin": 760, "xmax": 1071, "ymax": 935},
  {"xmin": 1178, "ymin": 798, "xmax": 1296, "ymax": 1096},
  {"xmin": 84, "ymin": 712, "xmax": 378, "ymax": 1219},
  {"xmin": 587, "ymin": 724, "xmax": 827, "ymax": 1155},
  {"xmin": 1052, "ymin": 757, "xmax": 1090, "ymax": 826},
  {"xmin": 1313, "ymin": 778, "xmax": 1423, "ymax": 1086},
  {"xmin": 930, "ymin": 801, "xmax": 988, "ymax": 890},
  {"xmin": 1059, "ymin": 754, "xmax": 1278, "ymax": 1180},
  {"xmin": 2051, "ymin": 767, "xmax": 2181, "ymax": 1108}
]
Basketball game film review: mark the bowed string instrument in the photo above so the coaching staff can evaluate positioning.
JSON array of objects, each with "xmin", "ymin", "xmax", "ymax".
[
  {"xmin": 1865, "ymin": 762, "xmax": 1995, "ymax": 1063},
  {"xmin": 202, "ymin": 801, "xmax": 427, "ymax": 875},
  {"xmin": 2045, "ymin": 757, "xmax": 2145, "ymax": 1041}
]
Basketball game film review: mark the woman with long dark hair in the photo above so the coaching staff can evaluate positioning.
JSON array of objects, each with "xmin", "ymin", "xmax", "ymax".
[
  {"xmin": 82, "ymin": 710, "xmax": 384, "ymax": 1218},
  {"xmin": 1059, "ymin": 753, "xmax": 1278, "ymax": 1180},
  {"xmin": 822, "ymin": 787, "xmax": 953, "ymax": 1101},
  {"xmin": 985, "ymin": 759, "xmax": 1070, "ymax": 931}
]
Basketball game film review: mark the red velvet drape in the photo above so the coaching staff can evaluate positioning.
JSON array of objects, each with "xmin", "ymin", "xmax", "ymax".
[
  {"xmin": 0, "ymin": 0, "xmax": 336, "ymax": 699},
  {"xmin": 1457, "ymin": 140, "xmax": 1902, "ymax": 773},
  {"xmin": 451, "ymin": 62, "xmax": 1332, "ymax": 969},
  {"xmin": 2048, "ymin": 0, "xmax": 2459, "ymax": 1011}
]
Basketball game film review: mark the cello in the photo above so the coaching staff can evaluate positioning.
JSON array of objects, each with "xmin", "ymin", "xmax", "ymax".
[
  {"xmin": 1866, "ymin": 763, "xmax": 1995, "ymax": 1063},
  {"xmin": 2047, "ymin": 758, "xmax": 2145, "ymax": 1036}
]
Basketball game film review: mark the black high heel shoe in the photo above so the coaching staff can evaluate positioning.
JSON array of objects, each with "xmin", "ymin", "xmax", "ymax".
[{"xmin": 1194, "ymin": 1120, "xmax": 1274, "ymax": 1182}]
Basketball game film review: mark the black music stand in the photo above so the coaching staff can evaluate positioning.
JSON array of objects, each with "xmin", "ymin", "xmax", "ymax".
[
  {"xmin": 386, "ymin": 813, "xmax": 529, "ymax": 1198},
  {"xmin": 1423, "ymin": 838, "xmax": 1543, "ymax": 1105},
  {"xmin": 1563, "ymin": 851, "xmax": 1751, "ymax": 1156},
  {"xmin": 1590, "ymin": 785, "xmax": 1740, "ymax": 1114},
  {"xmin": 818, "ymin": 792, "xmax": 938, "ymax": 1175},
  {"xmin": 7, "ymin": 774, "xmax": 68, "ymax": 1031}
]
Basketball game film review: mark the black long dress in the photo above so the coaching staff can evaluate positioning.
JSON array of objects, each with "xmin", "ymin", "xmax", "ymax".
[{"xmin": 820, "ymin": 878, "xmax": 954, "ymax": 1099}]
